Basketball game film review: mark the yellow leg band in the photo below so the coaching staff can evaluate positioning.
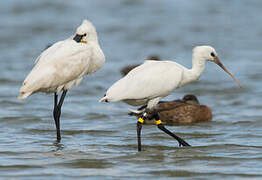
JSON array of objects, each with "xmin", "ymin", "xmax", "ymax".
[
  {"xmin": 138, "ymin": 117, "xmax": 144, "ymax": 124},
  {"xmin": 155, "ymin": 120, "xmax": 162, "ymax": 125}
]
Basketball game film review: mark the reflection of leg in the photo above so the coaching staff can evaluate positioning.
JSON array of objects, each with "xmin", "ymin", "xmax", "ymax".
[
  {"xmin": 154, "ymin": 113, "xmax": 191, "ymax": 147},
  {"xmin": 52, "ymin": 90, "xmax": 68, "ymax": 141}
]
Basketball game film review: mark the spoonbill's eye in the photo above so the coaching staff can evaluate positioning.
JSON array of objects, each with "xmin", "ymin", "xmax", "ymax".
[
  {"xmin": 83, "ymin": 33, "xmax": 87, "ymax": 36},
  {"xmin": 210, "ymin": 52, "xmax": 215, "ymax": 57}
]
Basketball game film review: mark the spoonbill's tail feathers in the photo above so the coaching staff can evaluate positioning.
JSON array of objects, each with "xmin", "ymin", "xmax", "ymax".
[
  {"xmin": 128, "ymin": 108, "xmax": 144, "ymax": 116},
  {"xmin": 99, "ymin": 95, "xmax": 108, "ymax": 103},
  {"xmin": 18, "ymin": 91, "xmax": 32, "ymax": 100},
  {"xmin": 128, "ymin": 108, "xmax": 143, "ymax": 114},
  {"xmin": 18, "ymin": 80, "xmax": 34, "ymax": 100}
]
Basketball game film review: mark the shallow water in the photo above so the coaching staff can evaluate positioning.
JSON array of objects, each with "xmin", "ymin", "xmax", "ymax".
[{"xmin": 1, "ymin": 0, "xmax": 262, "ymax": 179}]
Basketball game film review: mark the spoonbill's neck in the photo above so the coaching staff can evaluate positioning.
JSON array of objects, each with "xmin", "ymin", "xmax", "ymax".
[
  {"xmin": 180, "ymin": 53, "xmax": 206, "ymax": 86},
  {"xmin": 191, "ymin": 53, "xmax": 206, "ymax": 77}
]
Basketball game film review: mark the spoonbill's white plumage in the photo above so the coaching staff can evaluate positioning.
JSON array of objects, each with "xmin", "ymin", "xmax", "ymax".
[
  {"xmin": 100, "ymin": 45, "xmax": 241, "ymax": 151},
  {"xmin": 18, "ymin": 19, "xmax": 105, "ymax": 141}
]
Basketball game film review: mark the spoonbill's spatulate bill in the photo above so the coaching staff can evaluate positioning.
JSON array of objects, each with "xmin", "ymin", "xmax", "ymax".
[
  {"xmin": 100, "ymin": 45, "xmax": 241, "ymax": 151},
  {"xmin": 18, "ymin": 19, "xmax": 105, "ymax": 141}
]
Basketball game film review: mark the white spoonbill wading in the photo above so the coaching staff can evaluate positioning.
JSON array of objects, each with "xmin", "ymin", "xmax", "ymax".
[
  {"xmin": 100, "ymin": 45, "xmax": 241, "ymax": 151},
  {"xmin": 18, "ymin": 19, "xmax": 105, "ymax": 141}
]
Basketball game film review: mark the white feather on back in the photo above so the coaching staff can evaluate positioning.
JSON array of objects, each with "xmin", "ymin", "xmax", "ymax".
[
  {"xmin": 34, "ymin": 41, "xmax": 65, "ymax": 65},
  {"xmin": 105, "ymin": 60, "xmax": 184, "ymax": 102},
  {"xmin": 19, "ymin": 40, "xmax": 104, "ymax": 97}
]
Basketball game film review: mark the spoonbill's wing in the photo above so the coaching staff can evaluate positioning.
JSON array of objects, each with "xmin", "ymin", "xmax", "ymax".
[
  {"xmin": 34, "ymin": 41, "xmax": 64, "ymax": 65},
  {"xmin": 19, "ymin": 40, "xmax": 93, "ymax": 98},
  {"xmin": 105, "ymin": 60, "xmax": 184, "ymax": 102}
]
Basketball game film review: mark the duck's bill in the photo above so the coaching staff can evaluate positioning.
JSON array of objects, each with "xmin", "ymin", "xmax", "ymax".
[{"xmin": 214, "ymin": 56, "xmax": 242, "ymax": 88}]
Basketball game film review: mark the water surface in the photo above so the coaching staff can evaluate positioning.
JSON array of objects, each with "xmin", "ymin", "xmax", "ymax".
[{"xmin": 1, "ymin": 0, "xmax": 262, "ymax": 179}]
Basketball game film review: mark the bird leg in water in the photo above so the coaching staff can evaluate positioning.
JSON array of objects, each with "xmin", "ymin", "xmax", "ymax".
[
  {"xmin": 53, "ymin": 90, "xmax": 67, "ymax": 141},
  {"xmin": 136, "ymin": 109, "xmax": 190, "ymax": 151},
  {"xmin": 136, "ymin": 113, "xmax": 147, "ymax": 151},
  {"xmin": 149, "ymin": 111, "xmax": 191, "ymax": 147}
]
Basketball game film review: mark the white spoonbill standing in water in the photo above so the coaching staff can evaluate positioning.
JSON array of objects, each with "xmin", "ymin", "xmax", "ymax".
[
  {"xmin": 18, "ymin": 20, "xmax": 105, "ymax": 141},
  {"xmin": 100, "ymin": 45, "xmax": 241, "ymax": 151}
]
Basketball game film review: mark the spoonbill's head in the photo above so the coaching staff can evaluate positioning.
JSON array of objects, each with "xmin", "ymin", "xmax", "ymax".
[
  {"xmin": 194, "ymin": 46, "xmax": 242, "ymax": 88},
  {"xmin": 73, "ymin": 19, "xmax": 97, "ymax": 43}
]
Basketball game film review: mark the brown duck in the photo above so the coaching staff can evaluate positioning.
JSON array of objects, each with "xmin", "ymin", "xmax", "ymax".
[
  {"xmin": 129, "ymin": 94, "xmax": 212, "ymax": 125},
  {"xmin": 120, "ymin": 55, "xmax": 160, "ymax": 76}
]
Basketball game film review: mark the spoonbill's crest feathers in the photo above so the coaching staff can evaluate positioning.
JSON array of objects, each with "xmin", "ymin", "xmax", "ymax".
[
  {"xmin": 76, "ymin": 20, "xmax": 95, "ymax": 34},
  {"xmin": 76, "ymin": 19, "xmax": 98, "ymax": 42}
]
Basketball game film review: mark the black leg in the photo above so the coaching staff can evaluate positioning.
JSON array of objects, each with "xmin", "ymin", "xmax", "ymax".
[
  {"xmin": 53, "ymin": 93, "xmax": 60, "ymax": 141},
  {"xmin": 136, "ymin": 114, "xmax": 146, "ymax": 152},
  {"xmin": 137, "ymin": 121, "xmax": 143, "ymax": 151},
  {"xmin": 53, "ymin": 90, "xmax": 67, "ymax": 141},
  {"xmin": 157, "ymin": 124, "xmax": 190, "ymax": 147},
  {"xmin": 154, "ymin": 113, "xmax": 190, "ymax": 147},
  {"xmin": 58, "ymin": 90, "xmax": 67, "ymax": 108}
]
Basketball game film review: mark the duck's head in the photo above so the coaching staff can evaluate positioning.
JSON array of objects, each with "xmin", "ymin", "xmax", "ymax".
[{"xmin": 182, "ymin": 94, "xmax": 199, "ymax": 105}]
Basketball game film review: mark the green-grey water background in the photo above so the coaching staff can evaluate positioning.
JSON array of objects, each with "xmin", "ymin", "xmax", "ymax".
[{"xmin": 1, "ymin": 0, "xmax": 262, "ymax": 179}]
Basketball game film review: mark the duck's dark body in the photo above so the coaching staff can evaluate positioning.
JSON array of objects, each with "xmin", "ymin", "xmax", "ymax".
[{"xmin": 131, "ymin": 95, "xmax": 212, "ymax": 125}]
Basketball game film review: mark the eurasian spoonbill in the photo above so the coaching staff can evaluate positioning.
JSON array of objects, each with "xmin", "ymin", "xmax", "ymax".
[
  {"xmin": 18, "ymin": 19, "xmax": 105, "ymax": 141},
  {"xmin": 100, "ymin": 45, "xmax": 241, "ymax": 151}
]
